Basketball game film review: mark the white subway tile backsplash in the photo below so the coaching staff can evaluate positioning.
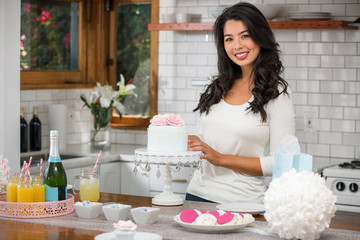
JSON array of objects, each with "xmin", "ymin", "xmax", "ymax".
[
  {"xmin": 334, "ymin": 0, "xmax": 358, "ymax": 3},
  {"xmin": 344, "ymin": 107, "xmax": 360, "ymax": 120},
  {"xmin": 197, "ymin": 66, "xmax": 218, "ymax": 78},
  {"xmin": 285, "ymin": 43, "xmax": 308, "ymax": 55},
  {"xmin": 345, "ymin": 56, "xmax": 360, "ymax": 68},
  {"xmin": 321, "ymin": 30, "xmax": 345, "ymax": 42},
  {"xmin": 321, "ymin": 55, "xmax": 345, "ymax": 68},
  {"xmin": 297, "ymin": 55, "xmax": 320, "ymax": 67},
  {"xmin": 292, "ymin": 92, "xmax": 308, "ymax": 104},
  {"xmin": 320, "ymin": 81, "xmax": 344, "ymax": 93},
  {"xmin": 356, "ymin": 121, "xmax": 360, "ymax": 133},
  {"xmin": 297, "ymin": 30, "xmax": 321, "ymax": 42},
  {"xmin": 331, "ymin": 145, "xmax": 355, "ymax": 158},
  {"xmin": 322, "ymin": 4, "xmax": 346, "ymax": 16},
  {"xmin": 319, "ymin": 132, "xmax": 342, "ymax": 144},
  {"xmin": 317, "ymin": 119, "xmax": 332, "ymax": 131},
  {"xmin": 283, "ymin": 55, "xmax": 297, "ymax": 66},
  {"xmin": 345, "ymin": 30, "xmax": 360, "ymax": 42},
  {"xmin": 299, "ymin": 5, "xmax": 321, "ymax": 12},
  {"xmin": 310, "ymin": 0, "xmax": 332, "ymax": 4},
  {"xmin": 346, "ymin": 4, "xmax": 360, "ymax": 16},
  {"xmin": 297, "ymin": 80, "xmax": 320, "ymax": 92},
  {"xmin": 273, "ymin": 30, "xmax": 297, "ymax": 42},
  {"xmin": 309, "ymin": 43, "xmax": 332, "ymax": 55},
  {"xmin": 343, "ymin": 133, "xmax": 360, "ymax": 146},
  {"xmin": 167, "ymin": 54, "xmax": 187, "ymax": 65},
  {"xmin": 187, "ymin": 54, "xmax": 208, "ymax": 65},
  {"xmin": 320, "ymin": 106, "xmax": 343, "ymax": 119},
  {"xmin": 284, "ymin": 67, "xmax": 308, "ymax": 80},
  {"xmin": 333, "ymin": 68, "xmax": 357, "ymax": 81},
  {"xmin": 309, "ymin": 68, "xmax": 332, "ymax": 80},
  {"xmin": 332, "ymin": 94, "xmax": 357, "ymax": 106},
  {"xmin": 332, "ymin": 119, "xmax": 356, "ymax": 132},
  {"xmin": 307, "ymin": 143, "xmax": 330, "ymax": 157},
  {"xmin": 333, "ymin": 43, "xmax": 357, "ymax": 55},
  {"xmin": 309, "ymin": 93, "xmax": 332, "ymax": 105},
  {"xmin": 176, "ymin": 89, "xmax": 197, "ymax": 101}
]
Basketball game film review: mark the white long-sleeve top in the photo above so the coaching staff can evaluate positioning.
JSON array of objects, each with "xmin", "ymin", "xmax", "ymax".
[{"xmin": 187, "ymin": 90, "xmax": 296, "ymax": 203}]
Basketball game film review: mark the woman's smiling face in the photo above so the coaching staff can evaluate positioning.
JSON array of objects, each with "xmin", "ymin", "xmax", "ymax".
[{"xmin": 223, "ymin": 20, "xmax": 261, "ymax": 71}]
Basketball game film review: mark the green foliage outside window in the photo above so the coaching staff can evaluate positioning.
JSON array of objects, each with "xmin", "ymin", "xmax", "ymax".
[
  {"xmin": 20, "ymin": 1, "xmax": 77, "ymax": 71},
  {"xmin": 116, "ymin": 3, "xmax": 151, "ymax": 116}
]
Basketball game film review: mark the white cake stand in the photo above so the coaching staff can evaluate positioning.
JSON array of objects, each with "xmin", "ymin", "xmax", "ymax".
[{"xmin": 134, "ymin": 148, "xmax": 201, "ymax": 206}]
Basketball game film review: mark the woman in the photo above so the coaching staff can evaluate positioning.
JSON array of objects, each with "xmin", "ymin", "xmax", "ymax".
[{"xmin": 186, "ymin": 3, "xmax": 295, "ymax": 204}]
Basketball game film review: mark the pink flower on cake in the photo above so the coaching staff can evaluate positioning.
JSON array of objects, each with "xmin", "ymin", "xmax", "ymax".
[
  {"xmin": 150, "ymin": 114, "xmax": 168, "ymax": 126},
  {"xmin": 166, "ymin": 114, "xmax": 185, "ymax": 126}
]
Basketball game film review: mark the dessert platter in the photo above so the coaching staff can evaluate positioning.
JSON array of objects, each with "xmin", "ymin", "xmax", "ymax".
[
  {"xmin": 134, "ymin": 114, "xmax": 202, "ymax": 206},
  {"xmin": 174, "ymin": 209, "xmax": 255, "ymax": 233}
]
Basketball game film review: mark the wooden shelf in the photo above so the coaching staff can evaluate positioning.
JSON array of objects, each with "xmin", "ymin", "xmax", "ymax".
[{"xmin": 148, "ymin": 20, "xmax": 357, "ymax": 31}]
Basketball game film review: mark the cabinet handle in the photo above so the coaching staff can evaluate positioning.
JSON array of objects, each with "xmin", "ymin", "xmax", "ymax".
[{"xmin": 172, "ymin": 179, "xmax": 187, "ymax": 183}]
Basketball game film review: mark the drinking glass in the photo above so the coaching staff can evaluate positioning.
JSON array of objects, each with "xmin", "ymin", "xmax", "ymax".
[
  {"xmin": 17, "ymin": 178, "xmax": 33, "ymax": 202},
  {"xmin": 73, "ymin": 168, "xmax": 100, "ymax": 202},
  {"xmin": 33, "ymin": 175, "xmax": 45, "ymax": 202},
  {"xmin": 6, "ymin": 174, "xmax": 19, "ymax": 202}
]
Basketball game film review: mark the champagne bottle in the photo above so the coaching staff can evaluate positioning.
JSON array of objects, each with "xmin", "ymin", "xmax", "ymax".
[
  {"xmin": 30, "ymin": 106, "xmax": 41, "ymax": 151},
  {"xmin": 20, "ymin": 107, "xmax": 28, "ymax": 152},
  {"xmin": 43, "ymin": 130, "xmax": 67, "ymax": 201}
]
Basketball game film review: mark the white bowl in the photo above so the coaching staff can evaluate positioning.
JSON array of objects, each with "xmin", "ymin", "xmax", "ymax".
[
  {"xmin": 130, "ymin": 207, "xmax": 160, "ymax": 225},
  {"xmin": 102, "ymin": 204, "xmax": 132, "ymax": 222},
  {"xmin": 254, "ymin": 4, "xmax": 283, "ymax": 20},
  {"xmin": 74, "ymin": 201, "xmax": 103, "ymax": 219}
]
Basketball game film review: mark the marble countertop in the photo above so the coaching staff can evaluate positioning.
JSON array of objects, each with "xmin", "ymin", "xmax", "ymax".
[{"xmin": 22, "ymin": 143, "xmax": 146, "ymax": 174}]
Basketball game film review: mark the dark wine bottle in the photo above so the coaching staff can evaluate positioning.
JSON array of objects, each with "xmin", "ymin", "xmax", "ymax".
[
  {"xmin": 20, "ymin": 107, "xmax": 28, "ymax": 152},
  {"xmin": 30, "ymin": 106, "xmax": 41, "ymax": 151},
  {"xmin": 43, "ymin": 130, "xmax": 67, "ymax": 201}
]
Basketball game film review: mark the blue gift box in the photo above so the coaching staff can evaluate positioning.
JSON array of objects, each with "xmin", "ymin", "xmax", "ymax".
[{"xmin": 272, "ymin": 151, "xmax": 313, "ymax": 179}]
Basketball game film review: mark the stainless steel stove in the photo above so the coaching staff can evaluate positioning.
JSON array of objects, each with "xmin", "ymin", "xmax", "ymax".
[{"xmin": 323, "ymin": 160, "xmax": 360, "ymax": 213}]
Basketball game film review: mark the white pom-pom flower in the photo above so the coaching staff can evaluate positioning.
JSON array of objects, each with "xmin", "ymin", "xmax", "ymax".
[{"xmin": 264, "ymin": 169, "xmax": 337, "ymax": 240}]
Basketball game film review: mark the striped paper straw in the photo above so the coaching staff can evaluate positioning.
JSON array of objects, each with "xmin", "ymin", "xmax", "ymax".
[
  {"xmin": 19, "ymin": 161, "xmax": 27, "ymax": 181},
  {"xmin": 3, "ymin": 161, "xmax": 9, "ymax": 179},
  {"xmin": 25, "ymin": 157, "xmax": 32, "ymax": 183},
  {"xmin": 40, "ymin": 158, "xmax": 43, "ymax": 178},
  {"xmin": 21, "ymin": 162, "xmax": 27, "ymax": 182},
  {"xmin": 91, "ymin": 150, "xmax": 102, "ymax": 177}
]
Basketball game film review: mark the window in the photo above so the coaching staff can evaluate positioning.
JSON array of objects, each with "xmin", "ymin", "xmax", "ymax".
[
  {"xmin": 20, "ymin": 0, "xmax": 90, "ymax": 89},
  {"xmin": 109, "ymin": 0, "xmax": 158, "ymax": 129},
  {"xmin": 20, "ymin": 0, "xmax": 159, "ymax": 129}
]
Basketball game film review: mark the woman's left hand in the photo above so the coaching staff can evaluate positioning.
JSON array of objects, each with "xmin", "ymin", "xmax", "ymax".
[{"xmin": 188, "ymin": 135, "xmax": 223, "ymax": 166}]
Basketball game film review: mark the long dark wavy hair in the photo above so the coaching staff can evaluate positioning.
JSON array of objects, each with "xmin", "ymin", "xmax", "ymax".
[{"xmin": 194, "ymin": 2, "xmax": 288, "ymax": 122}]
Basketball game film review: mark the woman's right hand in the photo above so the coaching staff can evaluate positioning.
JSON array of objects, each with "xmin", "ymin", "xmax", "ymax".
[{"xmin": 188, "ymin": 135, "xmax": 223, "ymax": 166}]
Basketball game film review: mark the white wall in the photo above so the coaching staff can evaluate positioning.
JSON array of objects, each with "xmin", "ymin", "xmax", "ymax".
[
  {"xmin": 0, "ymin": 0, "xmax": 21, "ymax": 173},
  {"xmin": 20, "ymin": 0, "xmax": 360, "ymax": 172}
]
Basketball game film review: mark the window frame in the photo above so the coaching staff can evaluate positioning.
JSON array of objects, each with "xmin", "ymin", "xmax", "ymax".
[{"xmin": 109, "ymin": 0, "xmax": 158, "ymax": 130}]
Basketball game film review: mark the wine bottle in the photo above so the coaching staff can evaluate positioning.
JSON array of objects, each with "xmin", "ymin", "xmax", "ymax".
[
  {"xmin": 20, "ymin": 107, "xmax": 28, "ymax": 152},
  {"xmin": 43, "ymin": 130, "xmax": 67, "ymax": 201},
  {"xmin": 30, "ymin": 106, "xmax": 42, "ymax": 151}
]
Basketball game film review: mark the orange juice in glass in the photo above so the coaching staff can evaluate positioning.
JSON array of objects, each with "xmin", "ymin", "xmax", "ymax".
[
  {"xmin": 6, "ymin": 175, "xmax": 18, "ymax": 202},
  {"xmin": 17, "ymin": 179, "xmax": 33, "ymax": 202},
  {"xmin": 33, "ymin": 175, "xmax": 45, "ymax": 202}
]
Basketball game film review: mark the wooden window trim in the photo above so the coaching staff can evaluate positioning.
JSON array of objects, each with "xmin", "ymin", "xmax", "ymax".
[{"xmin": 110, "ymin": 0, "xmax": 158, "ymax": 130}]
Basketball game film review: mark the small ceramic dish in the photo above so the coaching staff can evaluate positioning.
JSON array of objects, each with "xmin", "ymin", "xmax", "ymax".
[
  {"xmin": 102, "ymin": 203, "xmax": 132, "ymax": 221},
  {"xmin": 74, "ymin": 201, "xmax": 103, "ymax": 219},
  {"xmin": 130, "ymin": 207, "xmax": 160, "ymax": 225}
]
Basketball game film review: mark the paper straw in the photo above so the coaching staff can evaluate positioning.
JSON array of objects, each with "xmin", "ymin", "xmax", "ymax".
[
  {"xmin": 40, "ymin": 158, "xmax": 43, "ymax": 178},
  {"xmin": 24, "ymin": 157, "xmax": 32, "ymax": 183},
  {"xmin": 22, "ymin": 162, "xmax": 28, "ymax": 182},
  {"xmin": 91, "ymin": 150, "xmax": 102, "ymax": 177},
  {"xmin": 3, "ymin": 161, "xmax": 9, "ymax": 179},
  {"xmin": 19, "ymin": 161, "xmax": 27, "ymax": 181}
]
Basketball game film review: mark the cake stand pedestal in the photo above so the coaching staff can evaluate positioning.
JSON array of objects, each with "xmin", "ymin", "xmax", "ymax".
[{"xmin": 134, "ymin": 148, "xmax": 201, "ymax": 206}]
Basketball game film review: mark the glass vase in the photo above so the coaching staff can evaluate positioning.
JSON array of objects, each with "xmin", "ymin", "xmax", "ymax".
[{"xmin": 90, "ymin": 125, "xmax": 111, "ymax": 149}]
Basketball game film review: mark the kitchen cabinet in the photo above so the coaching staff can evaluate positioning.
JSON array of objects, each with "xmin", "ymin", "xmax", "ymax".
[
  {"xmin": 120, "ymin": 162, "xmax": 150, "ymax": 197},
  {"xmin": 148, "ymin": 20, "xmax": 357, "ymax": 31},
  {"xmin": 99, "ymin": 162, "xmax": 121, "ymax": 194}
]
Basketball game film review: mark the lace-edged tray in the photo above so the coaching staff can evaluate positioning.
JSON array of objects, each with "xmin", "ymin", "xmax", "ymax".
[{"xmin": 0, "ymin": 193, "xmax": 74, "ymax": 219}]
